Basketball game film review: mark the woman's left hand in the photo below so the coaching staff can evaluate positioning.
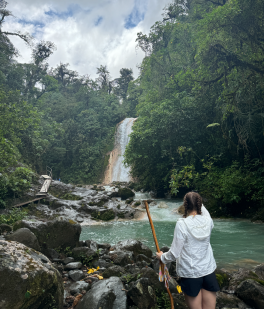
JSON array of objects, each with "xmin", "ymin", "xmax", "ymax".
[{"xmin": 156, "ymin": 251, "xmax": 163, "ymax": 260}]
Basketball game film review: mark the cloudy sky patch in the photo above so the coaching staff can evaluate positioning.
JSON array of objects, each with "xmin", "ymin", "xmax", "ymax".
[{"xmin": 4, "ymin": 0, "xmax": 171, "ymax": 79}]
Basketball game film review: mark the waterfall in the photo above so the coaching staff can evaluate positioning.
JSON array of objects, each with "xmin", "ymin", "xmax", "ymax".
[{"xmin": 104, "ymin": 118, "xmax": 136, "ymax": 183}]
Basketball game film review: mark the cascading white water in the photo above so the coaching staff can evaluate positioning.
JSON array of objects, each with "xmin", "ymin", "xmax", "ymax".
[{"xmin": 104, "ymin": 118, "xmax": 136, "ymax": 183}]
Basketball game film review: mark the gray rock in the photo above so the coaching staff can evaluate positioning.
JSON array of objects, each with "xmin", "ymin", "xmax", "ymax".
[
  {"xmin": 75, "ymin": 277, "xmax": 126, "ymax": 309},
  {"xmin": 5, "ymin": 228, "xmax": 40, "ymax": 251},
  {"xmin": 229, "ymin": 268, "xmax": 260, "ymax": 291},
  {"xmin": 216, "ymin": 291, "xmax": 248, "ymax": 309},
  {"xmin": 72, "ymin": 247, "xmax": 96, "ymax": 262},
  {"xmin": 136, "ymin": 254, "xmax": 152, "ymax": 264},
  {"xmin": 46, "ymin": 248, "xmax": 60, "ymax": 260},
  {"xmin": 103, "ymin": 265, "xmax": 126, "ymax": 278},
  {"xmin": 65, "ymin": 262, "xmax": 82, "ymax": 270},
  {"xmin": 63, "ymin": 257, "xmax": 75, "ymax": 265},
  {"xmin": 98, "ymin": 242, "xmax": 111, "ymax": 251},
  {"xmin": 0, "ymin": 240, "xmax": 63, "ymax": 309},
  {"xmin": 112, "ymin": 239, "xmax": 152, "ymax": 258},
  {"xmin": 69, "ymin": 281, "xmax": 90, "ymax": 295},
  {"xmin": 68, "ymin": 270, "xmax": 85, "ymax": 281},
  {"xmin": 127, "ymin": 278, "xmax": 156, "ymax": 309},
  {"xmin": 124, "ymin": 264, "xmax": 141, "ymax": 274},
  {"xmin": 254, "ymin": 264, "xmax": 264, "ymax": 280},
  {"xmin": 13, "ymin": 220, "xmax": 81, "ymax": 252},
  {"xmin": 0, "ymin": 224, "xmax": 12, "ymax": 233},
  {"xmin": 236, "ymin": 279, "xmax": 264, "ymax": 309},
  {"xmin": 109, "ymin": 251, "xmax": 133, "ymax": 266},
  {"xmin": 92, "ymin": 259, "xmax": 112, "ymax": 269}
]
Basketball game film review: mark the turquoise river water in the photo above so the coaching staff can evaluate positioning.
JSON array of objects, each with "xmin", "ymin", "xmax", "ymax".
[{"xmin": 81, "ymin": 198, "xmax": 264, "ymax": 270}]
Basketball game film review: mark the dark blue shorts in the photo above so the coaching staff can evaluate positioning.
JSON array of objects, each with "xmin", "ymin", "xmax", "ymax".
[{"xmin": 179, "ymin": 271, "xmax": 220, "ymax": 297}]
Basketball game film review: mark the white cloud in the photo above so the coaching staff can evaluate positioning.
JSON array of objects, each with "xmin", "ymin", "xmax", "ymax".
[{"xmin": 4, "ymin": 0, "xmax": 171, "ymax": 79}]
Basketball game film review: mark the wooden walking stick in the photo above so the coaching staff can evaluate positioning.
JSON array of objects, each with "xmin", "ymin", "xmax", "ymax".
[{"xmin": 144, "ymin": 200, "xmax": 174, "ymax": 309}]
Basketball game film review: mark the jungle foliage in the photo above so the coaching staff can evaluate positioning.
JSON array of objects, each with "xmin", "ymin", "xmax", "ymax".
[
  {"xmin": 0, "ymin": 1, "xmax": 136, "ymax": 207},
  {"xmin": 124, "ymin": 0, "xmax": 264, "ymax": 217}
]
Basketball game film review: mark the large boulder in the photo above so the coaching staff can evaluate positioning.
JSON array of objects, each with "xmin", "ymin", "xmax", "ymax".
[
  {"xmin": 235, "ymin": 279, "xmax": 264, "ymax": 309},
  {"xmin": 216, "ymin": 291, "xmax": 248, "ymax": 308},
  {"xmin": 0, "ymin": 223, "xmax": 12, "ymax": 233},
  {"xmin": 103, "ymin": 265, "xmax": 126, "ymax": 278},
  {"xmin": 13, "ymin": 220, "xmax": 81, "ymax": 252},
  {"xmin": 254, "ymin": 263, "xmax": 264, "ymax": 280},
  {"xmin": 75, "ymin": 277, "xmax": 127, "ymax": 309},
  {"xmin": 112, "ymin": 239, "xmax": 153, "ymax": 258},
  {"xmin": 228, "ymin": 268, "xmax": 260, "ymax": 291},
  {"xmin": 72, "ymin": 247, "xmax": 97, "ymax": 264},
  {"xmin": 118, "ymin": 188, "xmax": 135, "ymax": 200},
  {"xmin": 109, "ymin": 250, "xmax": 133, "ymax": 266},
  {"xmin": 127, "ymin": 278, "xmax": 156, "ymax": 309},
  {"xmin": 5, "ymin": 228, "xmax": 40, "ymax": 251},
  {"xmin": 0, "ymin": 240, "xmax": 63, "ymax": 309}
]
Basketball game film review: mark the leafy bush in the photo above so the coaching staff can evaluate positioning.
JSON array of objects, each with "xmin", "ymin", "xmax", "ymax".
[
  {"xmin": 0, "ymin": 167, "xmax": 34, "ymax": 208},
  {"xmin": 0, "ymin": 208, "xmax": 28, "ymax": 225}
]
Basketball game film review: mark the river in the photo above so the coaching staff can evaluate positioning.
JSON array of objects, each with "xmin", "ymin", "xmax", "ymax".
[{"xmin": 81, "ymin": 197, "xmax": 264, "ymax": 270}]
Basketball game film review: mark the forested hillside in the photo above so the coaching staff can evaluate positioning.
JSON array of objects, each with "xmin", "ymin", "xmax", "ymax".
[
  {"xmin": 0, "ymin": 1, "xmax": 135, "ymax": 207},
  {"xmin": 124, "ymin": 0, "xmax": 264, "ymax": 219}
]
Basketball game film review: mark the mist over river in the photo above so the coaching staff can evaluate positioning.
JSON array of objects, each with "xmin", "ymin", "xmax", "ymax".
[{"xmin": 81, "ymin": 198, "xmax": 264, "ymax": 270}]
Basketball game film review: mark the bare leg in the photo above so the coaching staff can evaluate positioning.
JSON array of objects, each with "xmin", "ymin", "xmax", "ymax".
[
  {"xmin": 184, "ymin": 290, "xmax": 202, "ymax": 309},
  {"xmin": 201, "ymin": 289, "xmax": 216, "ymax": 309}
]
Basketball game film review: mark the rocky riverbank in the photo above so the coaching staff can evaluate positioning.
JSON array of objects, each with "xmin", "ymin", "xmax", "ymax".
[
  {"xmin": 4, "ymin": 178, "xmax": 148, "ymax": 225},
  {"xmin": 1, "ymin": 220, "xmax": 264, "ymax": 309}
]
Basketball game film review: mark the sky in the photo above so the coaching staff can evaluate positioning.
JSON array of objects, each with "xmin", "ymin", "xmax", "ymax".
[{"xmin": 3, "ymin": 0, "xmax": 172, "ymax": 79}]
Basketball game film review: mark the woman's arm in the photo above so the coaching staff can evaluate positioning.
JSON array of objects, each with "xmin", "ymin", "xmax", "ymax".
[{"xmin": 156, "ymin": 221, "xmax": 186, "ymax": 264}]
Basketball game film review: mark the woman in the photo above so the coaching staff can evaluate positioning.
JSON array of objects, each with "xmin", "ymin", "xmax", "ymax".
[{"xmin": 156, "ymin": 191, "xmax": 219, "ymax": 309}]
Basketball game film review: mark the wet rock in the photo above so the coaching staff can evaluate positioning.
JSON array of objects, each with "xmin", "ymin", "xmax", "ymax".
[
  {"xmin": 65, "ymin": 262, "xmax": 82, "ymax": 270},
  {"xmin": 254, "ymin": 264, "xmax": 264, "ymax": 280},
  {"xmin": 118, "ymin": 187, "xmax": 135, "ymax": 200},
  {"xmin": 157, "ymin": 201, "xmax": 168, "ymax": 209},
  {"xmin": 72, "ymin": 247, "xmax": 96, "ymax": 262},
  {"xmin": 172, "ymin": 293, "xmax": 188, "ymax": 308},
  {"xmin": 92, "ymin": 259, "xmax": 112, "ymax": 269},
  {"xmin": 0, "ymin": 240, "xmax": 63, "ymax": 309},
  {"xmin": 110, "ymin": 251, "xmax": 133, "ymax": 266},
  {"xmin": 69, "ymin": 281, "xmax": 90, "ymax": 295},
  {"xmin": 46, "ymin": 248, "xmax": 61, "ymax": 261},
  {"xmin": 160, "ymin": 246, "xmax": 170, "ymax": 253},
  {"xmin": 5, "ymin": 228, "xmax": 40, "ymax": 251},
  {"xmin": 236, "ymin": 279, "xmax": 264, "ymax": 309},
  {"xmin": 136, "ymin": 254, "xmax": 152, "ymax": 264},
  {"xmin": 127, "ymin": 278, "xmax": 156, "ymax": 309},
  {"xmin": 229, "ymin": 268, "xmax": 260, "ymax": 291},
  {"xmin": 103, "ymin": 265, "xmax": 126, "ymax": 278},
  {"xmin": 138, "ymin": 267, "xmax": 168, "ymax": 293},
  {"xmin": 98, "ymin": 242, "xmax": 111, "ymax": 251},
  {"xmin": 63, "ymin": 257, "xmax": 75, "ymax": 265},
  {"xmin": 113, "ymin": 239, "xmax": 152, "ymax": 258},
  {"xmin": 75, "ymin": 277, "xmax": 126, "ymax": 309},
  {"xmin": 13, "ymin": 220, "xmax": 81, "ymax": 252},
  {"xmin": 0, "ymin": 223, "xmax": 12, "ymax": 233},
  {"xmin": 68, "ymin": 270, "xmax": 85, "ymax": 282},
  {"xmin": 215, "ymin": 269, "xmax": 231, "ymax": 290},
  {"xmin": 216, "ymin": 291, "xmax": 248, "ymax": 309},
  {"xmin": 124, "ymin": 264, "xmax": 141, "ymax": 274}
]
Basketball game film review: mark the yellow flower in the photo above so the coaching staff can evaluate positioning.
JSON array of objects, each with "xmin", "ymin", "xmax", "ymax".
[
  {"xmin": 97, "ymin": 266, "xmax": 100, "ymax": 270},
  {"xmin": 177, "ymin": 285, "xmax": 182, "ymax": 294}
]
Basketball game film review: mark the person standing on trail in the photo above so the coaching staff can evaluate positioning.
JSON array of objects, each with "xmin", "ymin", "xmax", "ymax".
[{"xmin": 156, "ymin": 191, "xmax": 219, "ymax": 309}]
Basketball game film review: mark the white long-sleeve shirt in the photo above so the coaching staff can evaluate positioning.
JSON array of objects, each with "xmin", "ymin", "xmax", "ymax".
[{"xmin": 161, "ymin": 205, "xmax": 216, "ymax": 278}]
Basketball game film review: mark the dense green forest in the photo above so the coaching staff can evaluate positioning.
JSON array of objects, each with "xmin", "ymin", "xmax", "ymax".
[
  {"xmin": 124, "ymin": 0, "xmax": 264, "ymax": 219},
  {"xmin": 1, "ymin": 0, "xmax": 264, "ymax": 220},
  {"xmin": 0, "ymin": 1, "xmax": 135, "ymax": 207}
]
